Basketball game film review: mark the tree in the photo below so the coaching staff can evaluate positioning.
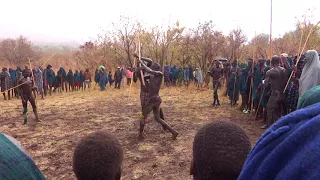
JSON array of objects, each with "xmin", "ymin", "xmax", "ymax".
[
  {"xmin": 111, "ymin": 16, "xmax": 138, "ymax": 67},
  {"xmin": 141, "ymin": 21, "xmax": 184, "ymax": 70},
  {"xmin": 191, "ymin": 21, "xmax": 225, "ymax": 73},
  {"xmin": 0, "ymin": 36, "xmax": 41, "ymax": 66},
  {"xmin": 223, "ymin": 29, "xmax": 247, "ymax": 60},
  {"xmin": 74, "ymin": 41, "xmax": 99, "ymax": 70}
]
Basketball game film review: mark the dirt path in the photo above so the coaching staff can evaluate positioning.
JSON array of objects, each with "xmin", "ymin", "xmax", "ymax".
[{"xmin": 0, "ymin": 85, "xmax": 264, "ymax": 180}]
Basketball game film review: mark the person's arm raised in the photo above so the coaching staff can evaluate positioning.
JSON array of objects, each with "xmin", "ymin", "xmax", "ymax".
[
  {"xmin": 139, "ymin": 59, "xmax": 162, "ymax": 76},
  {"xmin": 133, "ymin": 53, "xmax": 153, "ymax": 65}
]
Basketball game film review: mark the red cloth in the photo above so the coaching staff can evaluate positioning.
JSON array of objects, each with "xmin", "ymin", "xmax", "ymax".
[{"xmin": 126, "ymin": 70, "xmax": 133, "ymax": 78}]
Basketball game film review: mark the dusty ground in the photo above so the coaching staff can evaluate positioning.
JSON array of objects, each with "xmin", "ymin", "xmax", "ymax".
[{"xmin": 0, "ymin": 84, "xmax": 264, "ymax": 180}]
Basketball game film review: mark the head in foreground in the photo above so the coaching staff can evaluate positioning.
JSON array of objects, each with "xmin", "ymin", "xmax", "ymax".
[
  {"xmin": 191, "ymin": 121, "xmax": 251, "ymax": 180},
  {"xmin": 73, "ymin": 131, "xmax": 123, "ymax": 180}
]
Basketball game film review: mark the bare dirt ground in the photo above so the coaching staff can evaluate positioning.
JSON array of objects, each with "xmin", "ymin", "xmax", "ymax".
[{"xmin": 0, "ymin": 84, "xmax": 264, "ymax": 180}]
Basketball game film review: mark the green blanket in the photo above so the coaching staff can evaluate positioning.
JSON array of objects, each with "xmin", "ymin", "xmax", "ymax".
[{"xmin": 0, "ymin": 133, "xmax": 46, "ymax": 179}]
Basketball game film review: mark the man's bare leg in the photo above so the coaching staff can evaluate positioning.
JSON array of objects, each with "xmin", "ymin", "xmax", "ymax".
[
  {"xmin": 30, "ymin": 97, "xmax": 40, "ymax": 122},
  {"xmin": 139, "ymin": 118, "xmax": 146, "ymax": 139},
  {"xmin": 49, "ymin": 87, "xmax": 52, "ymax": 96},
  {"xmin": 153, "ymin": 107, "xmax": 178, "ymax": 140},
  {"xmin": 22, "ymin": 99, "xmax": 28, "ymax": 124},
  {"xmin": 139, "ymin": 104, "xmax": 153, "ymax": 139},
  {"xmin": 159, "ymin": 108, "xmax": 167, "ymax": 131}
]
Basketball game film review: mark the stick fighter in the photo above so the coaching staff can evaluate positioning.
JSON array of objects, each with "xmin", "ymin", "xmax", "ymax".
[
  {"xmin": 134, "ymin": 54, "xmax": 179, "ymax": 140},
  {"xmin": 18, "ymin": 69, "xmax": 40, "ymax": 124}
]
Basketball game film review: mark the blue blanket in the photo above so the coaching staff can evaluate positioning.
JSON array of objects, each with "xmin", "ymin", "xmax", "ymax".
[{"xmin": 239, "ymin": 102, "xmax": 320, "ymax": 180}]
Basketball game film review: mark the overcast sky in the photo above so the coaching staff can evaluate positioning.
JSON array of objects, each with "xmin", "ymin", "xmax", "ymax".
[{"xmin": 0, "ymin": 0, "xmax": 319, "ymax": 44}]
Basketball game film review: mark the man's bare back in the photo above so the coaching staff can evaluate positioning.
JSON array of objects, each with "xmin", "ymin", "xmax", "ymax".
[{"xmin": 265, "ymin": 66, "xmax": 287, "ymax": 92}]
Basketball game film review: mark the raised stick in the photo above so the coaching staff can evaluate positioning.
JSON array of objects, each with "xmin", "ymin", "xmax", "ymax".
[
  {"xmin": 138, "ymin": 34, "xmax": 145, "ymax": 86},
  {"xmin": 297, "ymin": 16, "xmax": 307, "ymax": 55}
]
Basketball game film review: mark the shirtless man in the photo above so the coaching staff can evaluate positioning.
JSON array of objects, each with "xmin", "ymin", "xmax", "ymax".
[
  {"xmin": 208, "ymin": 60, "xmax": 223, "ymax": 106},
  {"xmin": 135, "ymin": 58, "xmax": 179, "ymax": 140},
  {"xmin": 261, "ymin": 56, "xmax": 287, "ymax": 129},
  {"xmin": 18, "ymin": 69, "xmax": 40, "ymax": 124},
  {"xmin": 133, "ymin": 54, "xmax": 166, "ymax": 125}
]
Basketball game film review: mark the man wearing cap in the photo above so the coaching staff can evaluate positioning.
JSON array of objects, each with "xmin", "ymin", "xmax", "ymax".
[{"xmin": 114, "ymin": 67, "xmax": 122, "ymax": 89}]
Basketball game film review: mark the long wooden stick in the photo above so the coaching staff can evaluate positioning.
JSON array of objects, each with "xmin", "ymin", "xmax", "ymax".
[
  {"xmin": 297, "ymin": 20, "xmax": 305, "ymax": 56},
  {"xmin": 232, "ymin": 60, "xmax": 238, "ymax": 107},
  {"xmin": 2, "ymin": 81, "xmax": 28, "ymax": 94},
  {"xmin": 128, "ymin": 28, "xmax": 145, "ymax": 97},
  {"xmin": 254, "ymin": 0, "xmax": 271, "ymax": 120},
  {"xmin": 250, "ymin": 63, "xmax": 254, "ymax": 112},
  {"xmin": 283, "ymin": 21, "xmax": 320, "ymax": 93},
  {"xmin": 138, "ymin": 34, "xmax": 145, "ymax": 86},
  {"xmin": 250, "ymin": 31, "xmax": 257, "ymax": 112},
  {"xmin": 254, "ymin": 87, "xmax": 265, "ymax": 121},
  {"xmin": 42, "ymin": 53, "xmax": 56, "ymax": 67}
]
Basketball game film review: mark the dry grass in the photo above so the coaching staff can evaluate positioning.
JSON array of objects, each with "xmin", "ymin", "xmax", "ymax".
[{"xmin": 0, "ymin": 83, "xmax": 264, "ymax": 180}]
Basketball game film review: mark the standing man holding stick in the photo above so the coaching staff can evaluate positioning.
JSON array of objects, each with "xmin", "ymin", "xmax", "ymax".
[
  {"xmin": 228, "ymin": 60, "xmax": 240, "ymax": 106},
  {"xmin": 260, "ymin": 56, "xmax": 287, "ymax": 129},
  {"xmin": 208, "ymin": 60, "xmax": 223, "ymax": 107},
  {"xmin": 18, "ymin": 69, "xmax": 40, "ymax": 124}
]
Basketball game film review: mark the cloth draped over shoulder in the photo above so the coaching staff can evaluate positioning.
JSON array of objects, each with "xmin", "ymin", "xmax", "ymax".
[
  {"xmin": 227, "ymin": 66, "xmax": 240, "ymax": 101},
  {"xmin": 57, "ymin": 67, "xmax": 67, "ymax": 80},
  {"xmin": 252, "ymin": 66, "xmax": 264, "ymax": 102},
  {"xmin": 0, "ymin": 70, "xmax": 13, "ymax": 92},
  {"xmin": 195, "ymin": 68, "xmax": 203, "ymax": 83},
  {"xmin": 34, "ymin": 68, "xmax": 44, "ymax": 92},
  {"xmin": 0, "ymin": 133, "xmax": 46, "ymax": 180},
  {"xmin": 9, "ymin": 69, "xmax": 17, "ymax": 84},
  {"xmin": 183, "ymin": 68, "xmax": 190, "ymax": 81},
  {"xmin": 46, "ymin": 69, "xmax": 55, "ymax": 86},
  {"xmin": 172, "ymin": 66, "xmax": 178, "ymax": 79},
  {"xmin": 239, "ymin": 65, "xmax": 249, "ymax": 95},
  {"xmin": 239, "ymin": 102, "xmax": 320, "ymax": 180},
  {"xmin": 67, "ymin": 71, "xmax": 74, "ymax": 84},
  {"xmin": 299, "ymin": 50, "xmax": 320, "ymax": 97},
  {"xmin": 297, "ymin": 85, "xmax": 320, "ymax": 110}
]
